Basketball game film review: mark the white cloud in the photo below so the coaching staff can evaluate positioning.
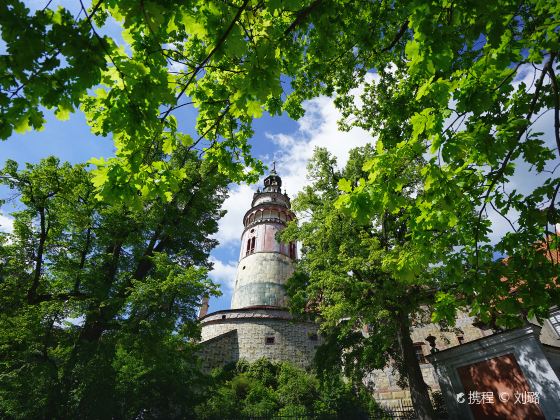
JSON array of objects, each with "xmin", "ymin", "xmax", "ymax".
[
  {"xmin": 208, "ymin": 257, "xmax": 238, "ymax": 292},
  {"xmin": 268, "ymin": 95, "xmax": 374, "ymax": 198},
  {"xmin": 214, "ymin": 94, "xmax": 374, "ymax": 251},
  {"xmin": 0, "ymin": 213, "xmax": 14, "ymax": 234},
  {"xmin": 213, "ymin": 184, "xmax": 255, "ymax": 247}
]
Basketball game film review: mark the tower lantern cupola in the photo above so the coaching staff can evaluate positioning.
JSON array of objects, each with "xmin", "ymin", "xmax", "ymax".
[{"xmin": 263, "ymin": 162, "xmax": 282, "ymax": 193}]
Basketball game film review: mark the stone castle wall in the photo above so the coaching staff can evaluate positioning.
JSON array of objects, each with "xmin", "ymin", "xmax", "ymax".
[
  {"xmin": 365, "ymin": 310, "xmax": 493, "ymax": 404},
  {"xmin": 199, "ymin": 308, "xmax": 320, "ymax": 370},
  {"xmin": 365, "ymin": 310, "xmax": 560, "ymax": 406}
]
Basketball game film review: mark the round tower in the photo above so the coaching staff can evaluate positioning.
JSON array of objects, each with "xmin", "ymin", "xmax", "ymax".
[
  {"xmin": 231, "ymin": 166, "xmax": 297, "ymax": 309},
  {"xmin": 198, "ymin": 166, "xmax": 320, "ymax": 371}
]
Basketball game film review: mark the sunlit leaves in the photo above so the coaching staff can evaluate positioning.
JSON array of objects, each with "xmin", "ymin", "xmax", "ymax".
[
  {"xmin": 0, "ymin": 154, "xmax": 228, "ymax": 417},
  {"xmin": 0, "ymin": 0, "xmax": 106, "ymax": 137},
  {"xmin": 2, "ymin": 0, "xmax": 559, "ymax": 328}
]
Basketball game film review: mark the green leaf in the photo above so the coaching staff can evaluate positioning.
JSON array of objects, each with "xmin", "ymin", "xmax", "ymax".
[
  {"xmin": 338, "ymin": 178, "xmax": 352, "ymax": 193},
  {"xmin": 246, "ymin": 100, "xmax": 263, "ymax": 118},
  {"xmin": 54, "ymin": 104, "xmax": 72, "ymax": 121},
  {"xmin": 14, "ymin": 116, "xmax": 30, "ymax": 134}
]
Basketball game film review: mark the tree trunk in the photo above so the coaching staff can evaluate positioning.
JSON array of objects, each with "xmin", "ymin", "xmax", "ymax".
[{"xmin": 396, "ymin": 310, "xmax": 435, "ymax": 420}]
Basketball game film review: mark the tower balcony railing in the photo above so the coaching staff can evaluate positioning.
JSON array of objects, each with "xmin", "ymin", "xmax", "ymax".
[{"xmin": 245, "ymin": 216, "xmax": 289, "ymax": 228}]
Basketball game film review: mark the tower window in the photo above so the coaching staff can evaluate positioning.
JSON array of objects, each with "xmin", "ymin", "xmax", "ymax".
[
  {"xmin": 265, "ymin": 336, "xmax": 275, "ymax": 345},
  {"xmin": 246, "ymin": 236, "xmax": 256, "ymax": 256},
  {"xmin": 289, "ymin": 242, "xmax": 296, "ymax": 259},
  {"xmin": 549, "ymin": 309, "xmax": 560, "ymax": 338},
  {"xmin": 308, "ymin": 333, "xmax": 318, "ymax": 341}
]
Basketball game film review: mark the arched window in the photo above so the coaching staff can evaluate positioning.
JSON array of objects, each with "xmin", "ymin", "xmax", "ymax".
[
  {"xmin": 246, "ymin": 236, "xmax": 256, "ymax": 256},
  {"xmin": 289, "ymin": 242, "xmax": 297, "ymax": 259}
]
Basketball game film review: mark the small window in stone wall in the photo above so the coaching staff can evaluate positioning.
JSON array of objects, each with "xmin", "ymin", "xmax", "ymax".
[
  {"xmin": 265, "ymin": 336, "xmax": 275, "ymax": 345},
  {"xmin": 549, "ymin": 309, "xmax": 560, "ymax": 338},
  {"xmin": 308, "ymin": 332, "xmax": 318, "ymax": 341},
  {"xmin": 414, "ymin": 343, "xmax": 427, "ymax": 364}
]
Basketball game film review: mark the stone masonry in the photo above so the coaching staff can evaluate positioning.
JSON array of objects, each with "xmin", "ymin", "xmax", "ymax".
[
  {"xmin": 364, "ymin": 310, "xmax": 494, "ymax": 405},
  {"xmin": 366, "ymin": 308, "xmax": 560, "ymax": 407},
  {"xmin": 200, "ymin": 308, "xmax": 319, "ymax": 370},
  {"xmin": 231, "ymin": 252, "xmax": 293, "ymax": 309}
]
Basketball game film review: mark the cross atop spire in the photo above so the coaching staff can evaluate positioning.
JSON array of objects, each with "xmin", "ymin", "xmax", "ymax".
[{"xmin": 271, "ymin": 161, "xmax": 277, "ymax": 173}]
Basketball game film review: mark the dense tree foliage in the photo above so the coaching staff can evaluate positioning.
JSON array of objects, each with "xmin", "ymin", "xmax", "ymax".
[
  {"xmin": 2, "ymin": 0, "xmax": 558, "ymax": 326},
  {"xmin": 282, "ymin": 146, "xmax": 449, "ymax": 418},
  {"xmin": 2, "ymin": 1, "xmax": 559, "ymax": 416},
  {"xmin": 195, "ymin": 358, "xmax": 380, "ymax": 419},
  {"xmin": 0, "ymin": 153, "xmax": 227, "ymax": 419}
]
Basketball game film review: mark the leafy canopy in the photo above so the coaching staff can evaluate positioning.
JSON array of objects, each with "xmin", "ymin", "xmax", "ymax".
[
  {"xmin": 195, "ymin": 358, "xmax": 380, "ymax": 419},
  {"xmin": 281, "ymin": 146, "xmax": 444, "ymax": 417},
  {"xmin": 2, "ymin": 0, "xmax": 559, "ymax": 323},
  {"xmin": 0, "ymin": 152, "xmax": 227, "ymax": 419}
]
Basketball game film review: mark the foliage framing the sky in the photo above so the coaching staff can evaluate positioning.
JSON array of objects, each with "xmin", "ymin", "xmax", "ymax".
[
  {"xmin": 1, "ymin": 0, "xmax": 559, "ymax": 327},
  {"xmin": 0, "ymin": 153, "xmax": 227, "ymax": 418}
]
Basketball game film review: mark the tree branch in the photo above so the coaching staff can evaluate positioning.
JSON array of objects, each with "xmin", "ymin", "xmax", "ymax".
[
  {"xmin": 160, "ymin": 0, "xmax": 250, "ymax": 121},
  {"xmin": 283, "ymin": 0, "xmax": 322, "ymax": 37},
  {"xmin": 28, "ymin": 207, "xmax": 47, "ymax": 303},
  {"xmin": 381, "ymin": 20, "xmax": 409, "ymax": 53},
  {"xmin": 546, "ymin": 59, "xmax": 560, "ymax": 157},
  {"xmin": 474, "ymin": 53, "xmax": 557, "ymax": 270}
]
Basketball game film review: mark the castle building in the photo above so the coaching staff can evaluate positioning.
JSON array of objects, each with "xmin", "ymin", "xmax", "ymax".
[
  {"xmin": 198, "ymin": 167, "xmax": 320, "ymax": 370},
  {"xmin": 197, "ymin": 168, "xmax": 560, "ymax": 417}
]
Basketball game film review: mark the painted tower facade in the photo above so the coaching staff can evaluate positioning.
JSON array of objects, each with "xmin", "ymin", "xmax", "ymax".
[
  {"xmin": 199, "ymin": 168, "xmax": 320, "ymax": 370},
  {"xmin": 231, "ymin": 167, "xmax": 296, "ymax": 309}
]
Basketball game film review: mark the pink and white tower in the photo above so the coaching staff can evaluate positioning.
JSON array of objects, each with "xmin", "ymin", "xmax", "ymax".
[
  {"xmin": 199, "ymin": 166, "xmax": 320, "ymax": 369},
  {"xmin": 231, "ymin": 164, "xmax": 297, "ymax": 309}
]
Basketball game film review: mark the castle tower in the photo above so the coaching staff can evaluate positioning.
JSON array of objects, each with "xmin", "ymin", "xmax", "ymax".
[
  {"xmin": 198, "ymin": 166, "xmax": 320, "ymax": 370},
  {"xmin": 231, "ymin": 165, "xmax": 297, "ymax": 309}
]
